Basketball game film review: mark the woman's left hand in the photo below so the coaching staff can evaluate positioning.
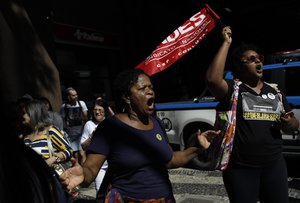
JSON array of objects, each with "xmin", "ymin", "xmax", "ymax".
[
  {"xmin": 59, "ymin": 158, "xmax": 84, "ymax": 192},
  {"xmin": 280, "ymin": 111, "xmax": 299, "ymax": 132}
]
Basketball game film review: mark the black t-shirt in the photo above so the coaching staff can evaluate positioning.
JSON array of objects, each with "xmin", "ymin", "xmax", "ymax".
[{"xmin": 217, "ymin": 80, "xmax": 291, "ymax": 167}]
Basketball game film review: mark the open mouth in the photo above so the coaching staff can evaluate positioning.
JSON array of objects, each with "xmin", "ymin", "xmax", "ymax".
[
  {"xmin": 256, "ymin": 65, "xmax": 263, "ymax": 73},
  {"xmin": 147, "ymin": 98, "xmax": 155, "ymax": 109}
]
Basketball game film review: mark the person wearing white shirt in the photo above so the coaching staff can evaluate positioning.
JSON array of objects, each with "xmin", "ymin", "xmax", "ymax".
[{"xmin": 81, "ymin": 99, "xmax": 108, "ymax": 191}]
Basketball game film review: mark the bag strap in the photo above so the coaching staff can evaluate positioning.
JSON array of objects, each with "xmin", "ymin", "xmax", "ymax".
[
  {"xmin": 263, "ymin": 82, "xmax": 285, "ymax": 114},
  {"xmin": 264, "ymin": 82, "xmax": 280, "ymax": 93},
  {"xmin": 217, "ymin": 80, "xmax": 241, "ymax": 170},
  {"xmin": 228, "ymin": 79, "xmax": 241, "ymax": 110},
  {"xmin": 264, "ymin": 81, "xmax": 283, "ymax": 101},
  {"xmin": 46, "ymin": 127, "xmax": 55, "ymax": 158}
]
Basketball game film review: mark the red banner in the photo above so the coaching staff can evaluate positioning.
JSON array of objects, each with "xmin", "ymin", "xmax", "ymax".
[{"xmin": 135, "ymin": 4, "xmax": 220, "ymax": 76}]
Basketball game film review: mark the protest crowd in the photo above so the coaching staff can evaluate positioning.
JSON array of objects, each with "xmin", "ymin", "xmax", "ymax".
[{"xmin": 1, "ymin": 2, "xmax": 299, "ymax": 203}]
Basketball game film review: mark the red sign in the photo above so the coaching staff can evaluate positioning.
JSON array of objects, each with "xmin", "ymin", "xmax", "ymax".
[{"xmin": 135, "ymin": 4, "xmax": 220, "ymax": 76}]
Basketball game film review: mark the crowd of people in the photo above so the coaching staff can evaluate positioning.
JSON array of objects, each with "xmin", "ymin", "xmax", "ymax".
[
  {"xmin": 1, "ymin": 25, "xmax": 299, "ymax": 203},
  {"xmin": 5, "ymin": 86, "xmax": 114, "ymax": 202}
]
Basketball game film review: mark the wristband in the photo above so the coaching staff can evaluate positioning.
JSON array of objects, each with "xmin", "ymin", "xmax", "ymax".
[{"xmin": 55, "ymin": 156, "xmax": 61, "ymax": 164}]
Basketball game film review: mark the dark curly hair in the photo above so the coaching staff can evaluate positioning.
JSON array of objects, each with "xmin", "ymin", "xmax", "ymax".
[
  {"xmin": 231, "ymin": 42, "xmax": 258, "ymax": 78},
  {"xmin": 113, "ymin": 69, "xmax": 150, "ymax": 113}
]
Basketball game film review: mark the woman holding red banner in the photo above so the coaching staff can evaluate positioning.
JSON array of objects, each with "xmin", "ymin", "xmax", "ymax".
[
  {"xmin": 205, "ymin": 26, "xmax": 299, "ymax": 203},
  {"xmin": 60, "ymin": 69, "xmax": 220, "ymax": 202}
]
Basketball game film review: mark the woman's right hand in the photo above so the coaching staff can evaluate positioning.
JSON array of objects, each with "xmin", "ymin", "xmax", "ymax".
[
  {"xmin": 59, "ymin": 158, "xmax": 84, "ymax": 192},
  {"xmin": 222, "ymin": 26, "xmax": 232, "ymax": 44}
]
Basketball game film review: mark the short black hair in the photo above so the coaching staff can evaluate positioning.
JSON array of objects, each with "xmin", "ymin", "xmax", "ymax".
[{"xmin": 113, "ymin": 69, "xmax": 149, "ymax": 113}]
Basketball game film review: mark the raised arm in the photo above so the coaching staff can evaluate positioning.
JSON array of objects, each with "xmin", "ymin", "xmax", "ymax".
[{"xmin": 206, "ymin": 26, "xmax": 232, "ymax": 99}]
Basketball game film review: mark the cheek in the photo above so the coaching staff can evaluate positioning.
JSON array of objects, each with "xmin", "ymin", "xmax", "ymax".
[
  {"xmin": 130, "ymin": 94, "xmax": 140, "ymax": 103},
  {"xmin": 241, "ymin": 65, "xmax": 253, "ymax": 73},
  {"xmin": 22, "ymin": 115, "xmax": 29, "ymax": 123},
  {"xmin": 249, "ymin": 66, "xmax": 258, "ymax": 73}
]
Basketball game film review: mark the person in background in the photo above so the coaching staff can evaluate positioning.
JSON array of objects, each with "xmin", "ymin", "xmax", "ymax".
[
  {"xmin": 60, "ymin": 69, "xmax": 220, "ymax": 202},
  {"xmin": 0, "ymin": 122, "xmax": 63, "ymax": 203},
  {"xmin": 92, "ymin": 92, "xmax": 115, "ymax": 117},
  {"xmin": 205, "ymin": 26, "xmax": 299, "ymax": 203},
  {"xmin": 21, "ymin": 99, "xmax": 74, "ymax": 202},
  {"xmin": 39, "ymin": 96, "xmax": 64, "ymax": 130},
  {"xmin": 60, "ymin": 87, "xmax": 88, "ymax": 165},
  {"xmin": 22, "ymin": 99, "xmax": 73, "ymax": 164},
  {"xmin": 81, "ymin": 99, "xmax": 108, "ymax": 193},
  {"xmin": 12, "ymin": 94, "xmax": 33, "ymax": 139},
  {"xmin": 1, "ymin": 95, "xmax": 67, "ymax": 203}
]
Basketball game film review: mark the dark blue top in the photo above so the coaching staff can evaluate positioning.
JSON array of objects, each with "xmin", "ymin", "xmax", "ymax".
[{"xmin": 87, "ymin": 115, "xmax": 174, "ymax": 199}]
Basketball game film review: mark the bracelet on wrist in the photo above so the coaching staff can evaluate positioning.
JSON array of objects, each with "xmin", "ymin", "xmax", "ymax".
[{"xmin": 55, "ymin": 156, "xmax": 61, "ymax": 164}]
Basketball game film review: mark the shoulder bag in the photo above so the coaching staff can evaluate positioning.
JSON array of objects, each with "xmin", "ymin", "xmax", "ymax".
[
  {"xmin": 188, "ymin": 80, "xmax": 241, "ymax": 171},
  {"xmin": 213, "ymin": 80, "xmax": 241, "ymax": 170},
  {"xmin": 46, "ymin": 131, "xmax": 80, "ymax": 198},
  {"xmin": 46, "ymin": 132, "xmax": 71, "ymax": 176}
]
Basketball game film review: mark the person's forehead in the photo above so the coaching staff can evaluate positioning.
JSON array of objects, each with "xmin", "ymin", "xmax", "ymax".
[
  {"xmin": 136, "ymin": 74, "xmax": 151, "ymax": 84},
  {"xmin": 94, "ymin": 105, "xmax": 104, "ymax": 109},
  {"xmin": 69, "ymin": 90, "xmax": 77, "ymax": 95},
  {"xmin": 243, "ymin": 50, "xmax": 257, "ymax": 56}
]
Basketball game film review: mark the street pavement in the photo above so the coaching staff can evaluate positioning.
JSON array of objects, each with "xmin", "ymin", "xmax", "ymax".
[
  {"xmin": 170, "ymin": 168, "xmax": 228, "ymax": 203},
  {"xmin": 71, "ymin": 168, "xmax": 300, "ymax": 203}
]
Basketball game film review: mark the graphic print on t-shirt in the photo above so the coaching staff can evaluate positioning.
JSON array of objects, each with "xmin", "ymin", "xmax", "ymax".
[
  {"xmin": 67, "ymin": 106, "xmax": 82, "ymax": 126},
  {"xmin": 241, "ymin": 92, "xmax": 284, "ymax": 121}
]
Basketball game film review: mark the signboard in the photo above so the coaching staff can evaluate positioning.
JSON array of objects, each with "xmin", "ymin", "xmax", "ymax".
[{"xmin": 53, "ymin": 22, "xmax": 120, "ymax": 50}]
